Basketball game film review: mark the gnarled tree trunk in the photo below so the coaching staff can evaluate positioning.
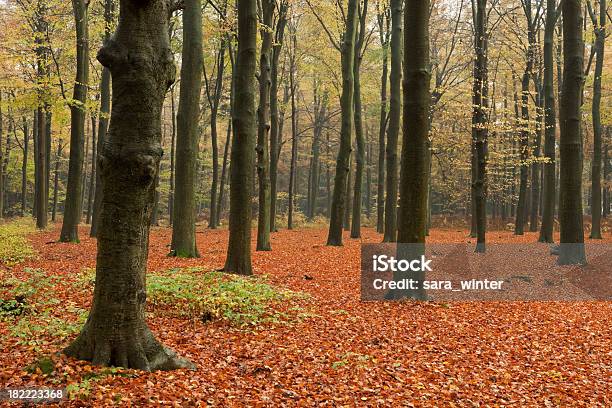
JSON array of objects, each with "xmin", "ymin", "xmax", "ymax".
[{"xmin": 64, "ymin": 0, "xmax": 193, "ymax": 371}]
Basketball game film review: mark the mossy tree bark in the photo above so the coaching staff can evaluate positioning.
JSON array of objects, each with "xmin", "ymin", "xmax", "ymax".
[
  {"xmin": 558, "ymin": 0, "xmax": 586, "ymax": 265},
  {"xmin": 383, "ymin": 0, "xmax": 402, "ymax": 243},
  {"xmin": 256, "ymin": 0, "xmax": 273, "ymax": 251},
  {"xmin": 64, "ymin": 0, "xmax": 194, "ymax": 371},
  {"xmin": 60, "ymin": 0, "xmax": 89, "ymax": 241},
  {"xmin": 171, "ymin": 0, "xmax": 203, "ymax": 258},
  {"xmin": 224, "ymin": 0, "xmax": 257, "ymax": 275}
]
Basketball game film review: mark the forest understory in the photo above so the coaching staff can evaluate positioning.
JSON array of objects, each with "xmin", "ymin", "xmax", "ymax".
[{"xmin": 1, "ymin": 223, "xmax": 610, "ymax": 407}]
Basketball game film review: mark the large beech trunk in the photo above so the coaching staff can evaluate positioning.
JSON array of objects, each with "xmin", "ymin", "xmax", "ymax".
[
  {"xmin": 224, "ymin": 0, "xmax": 257, "ymax": 275},
  {"xmin": 64, "ymin": 0, "xmax": 193, "ymax": 371},
  {"xmin": 171, "ymin": 0, "xmax": 203, "ymax": 258},
  {"xmin": 558, "ymin": 0, "xmax": 586, "ymax": 265}
]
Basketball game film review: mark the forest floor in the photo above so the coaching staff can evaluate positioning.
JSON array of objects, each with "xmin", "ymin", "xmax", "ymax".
[{"xmin": 1, "ymin": 223, "xmax": 611, "ymax": 407}]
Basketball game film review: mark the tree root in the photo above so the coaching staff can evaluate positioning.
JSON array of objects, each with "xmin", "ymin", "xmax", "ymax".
[{"xmin": 64, "ymin": 321, "xmax": 195, "ymax": 371}]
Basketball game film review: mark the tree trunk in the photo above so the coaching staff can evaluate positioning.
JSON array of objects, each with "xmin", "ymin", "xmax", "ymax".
[
  {"xmin": 558, "ymin": 0, "xmax": 586, "ymax": 265},
  {"xmin": 376, "ymin": 5, "xmax": 389, "ymax": 234},
  {"xmin": 515, "ymin": 63, "xmax": 531, "ymax": 235},
  {"xmin": 171, "ymin": 0, "xmax": 203, "ymax": 258},
  {"xmin": 52, "ymin": 140, "xmax": 63, "ymax": 222},
  {"xmin": 392, "ymin": 0, "xmax": 430, "ymax": 301},
  {"xmin": 344, "ymin": 152, "xmax": 353, "ymax": 231},
  {"xmin": 288, "ymin": 42, "xmax": 298, "ymax": 230},
  {"xmin": 383, "ymin": 0, "xmax": 401, "ymax": 243},
  {"xmin": 168, "ymin": 88, "xmax": 176, "ymax": 225},
  {"xmin": 86, "ymin": 115, "xmax": 97, "ymax": 224},
  {"xmin": 64, "ymin": 0, "xmax": 193, "ymax": 371},
  {"xmin": 529, "ymin": 84, "xmax": 542, "ymax": 232},
  {"xmin": 269, "ymin": 1, "xmax": 288, "ymax": 233},
  {"xmin": 351, "ymin": 0, "xmax": 369, "ymax": 239},
  {"xmin": 217, "ymin": 121, "xmax": 231, "ymax": 225},
  {"xmin": 604, "ymin": 142, "xmax": 609, "ymax": 218},
  {"xmin": 208, "ymin": 31, "xmax": 227, "ymax": 229},
  {"xmin": 256, "ymin": 0, "xmax": 273, "ymax": 250},
  {"xmin": 589, "ymin": 0, "xmax": 605, "ymax": 239},
  {"xmin": 0, "ymin": 92, "xmax": 3, "ymax": 218},
  {"xmin": 60, "ymin": 0, "xmax": 88, "ymax": 240},
  {"xmin": 539, "ymin": 0, "xmax": 558, "ymax": 243},
  {"xmin": 224, "ymin": 0, "xmax": 258, "ymax": 275},
  {"xmin": 471, "ymin": 0, "xmax": 488, "ymax": 253},
  {"xmin": 35, "ymin": 107, "xmax": 47, "ymax": 229},
  {"xmin": 21, "ymin": 117, "xmax": 28, "ymax": 216}
]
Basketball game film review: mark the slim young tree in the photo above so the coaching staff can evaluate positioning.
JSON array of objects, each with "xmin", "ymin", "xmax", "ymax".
[
  {"xmin": 471, "ymin": 0, "xmax": 488, "ymax": 253},
  {"xmin": 170, "ymin": 0, "xmax": 203, "ymax": 258},
  {"xmin": 64, "ymin": 0, "xmax": 193, "ymax": 370},
  {"xmin": 269, "ymin": 1, "xmax": 288, "ymax": 233},
  {"xmin": 383, "ymin": 0, "xmax": 402, "ymax": 243},
  {"xmin": 256, "ymin": 0, "xmax": 274, "ymax": 250},
  {"xmin": 224, "ymin": 0, "xmax": 258, "ymax": 275},
  {"xmin": 350, "ymin": 0, "xmax": 369, "ymax": 239},
  {"xmin": 557, "ymin": 0, "xmax": 586, "ymax": 265},
  {"xmin": 587, "ymin": 0, "xmax": 605, "ymax": 239},
  {"xmin": 60, "ymin": 0, "xmax": 89, "ymax": 241},
  {"xmin": 376, "ymin": 4, "xmax": 390, "ymax": 234},
  {"xmin": 325, "ymin": 0, "xmax": 358, "ymax": 246},
  {"xmin": 539, "ymin": 0, "xmax": 560, "ymax": 243}
]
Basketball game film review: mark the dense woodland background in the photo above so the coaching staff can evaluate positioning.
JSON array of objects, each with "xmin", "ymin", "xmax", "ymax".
[{"xmin": 0, "ymin": 0, "xmax": 609, "ymax": 243}]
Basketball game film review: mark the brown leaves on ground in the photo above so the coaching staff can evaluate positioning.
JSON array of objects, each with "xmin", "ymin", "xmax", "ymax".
[{"xmin": 0, "ymin": 225, "xmax": 610, "ymax": 407}]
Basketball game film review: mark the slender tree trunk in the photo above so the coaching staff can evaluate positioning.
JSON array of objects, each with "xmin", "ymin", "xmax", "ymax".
[
  {"xmin": 383, "ymin": 0, "xmax": 402, "ymax": 243},
  {"xmin": 288, "ymin": 43, "xmax": 298, "ymax": 230},
  {"xmin": 344, "ymin": 152, "xmax": 353, "ymax": 231},
  {"xmin": 224, "ymin": 0, "xmax": 258, "ymax": 275},
  {"xmin": 208, "ymin": 32, "xmax": 227, "ymax": 229},
  {"xmin": 604, "ymin": 142, "xmax": 609, "ymax": 218},
  {"xmin": 472, "ymin": 0, "xmax": 488, "ymax": 253},
  {"xmin": 256, "ymin": 0, "xmax": 273, "ymax": 250},
  {"xmin": 217, "ymin": 121, "xmax": 231, "ymax": 225},
  {"xmin": 64, "ymin": 0, "xmax": 193, "ymax": 371},
  {"xmin": 60, "ymin": 0, "xmax": 88, "ymax": 239},
  {"xmin": 171, "ymin": 0, "xmax": 203, "ymax": 258},
  {"xmin": 52, "ymin": 140, "xmax": 63, "ymax": 222},
  {"xmin": 35, "ymin": 107, "xmax": 47, "ymax": 229},
  {"xmin": 529, "ymin": 85, "xmax": 543, "ymax": 231},
  {"xmin": 269, "ymin": 1, "xmax": 288, "ymax": 233},
  {"xmin": 515, "ymin": 64, "xmax": 532, "ymax": 235},
  {"xmin": 558, "ymin": 0, "xmax": 586, "ymax": 264},
  {"xmin": 0, "ymin": 92, "xmax": 3, "ymax": 218},
  {"xmin": 376, "ymin": 6, "xmax": 389, "ymax": 234},
  {"xmin": 21, "ymin": 118, "xmax": 28, "ymax": 216},
  {"xmin": 539, "ymin": 0, "xmax": 559, "ymax": 243},
  {"xmin": 86, "ymin": 115, "xmax": 97, "ymax": 224},
  {"xmin": 589, "ymin": 0, "xmax": 605, "ymax": 239},
  {"xmin": 351, "ymin": 0, "xmax": 369, "ymax": 239},
  {"xmin": 168, "ymin": 88, "xmax": 176, "ymax": 225},
  {"xmin": 327, "ymin": 0, "xmax": 358, "ymax": 245}
]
